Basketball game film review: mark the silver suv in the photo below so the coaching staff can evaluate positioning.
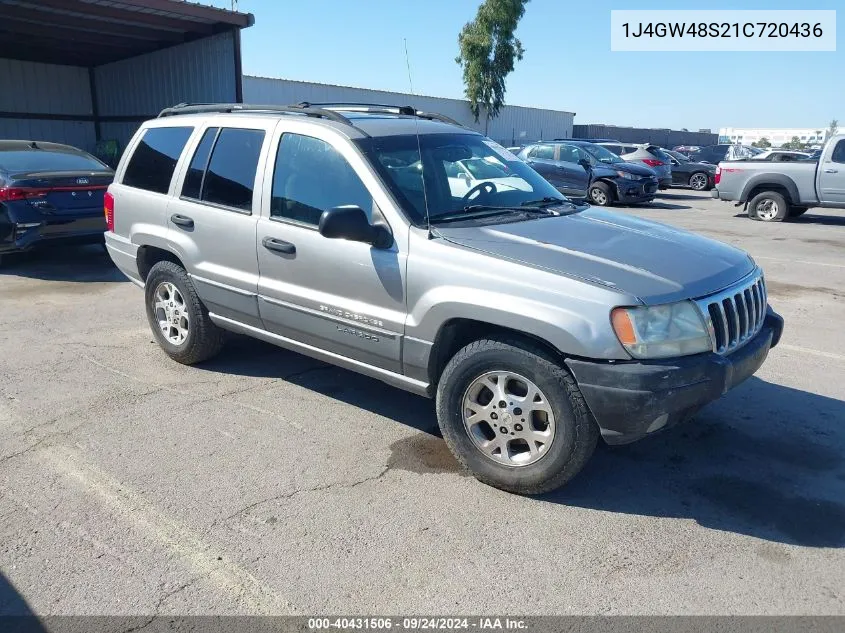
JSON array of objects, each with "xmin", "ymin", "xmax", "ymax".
[{"xmin": 105, "ymin": 103, "xmax": 784, "ymax": 495}]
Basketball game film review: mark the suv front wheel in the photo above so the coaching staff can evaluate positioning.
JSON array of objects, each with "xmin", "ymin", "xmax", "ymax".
[
  {"xmin": 145, "ymin": 260, "xmax": 225, "ymax": 364},
  {"xmin": 435, "ymin": 338, "xmax": 598, "ymax": 495}
]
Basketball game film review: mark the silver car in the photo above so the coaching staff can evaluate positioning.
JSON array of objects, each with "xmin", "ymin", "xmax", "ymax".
[
  {"xmin": 105, "ymin": 102, "xmax": 784, "ymax": 495},
  {"xmin": 597, "ymin": 142, "xmax": 674, "ymax": 189}
]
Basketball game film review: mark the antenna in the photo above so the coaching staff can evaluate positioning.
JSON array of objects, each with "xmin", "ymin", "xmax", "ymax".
[{"xmin": 404, "ymin": 38, "xmax": 433, "ymax": 238}]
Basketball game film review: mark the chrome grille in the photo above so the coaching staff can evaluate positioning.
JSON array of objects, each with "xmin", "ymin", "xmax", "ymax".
[{"xmin": 695, "ymin": 272, "xmax": 767, "ymax": 355}]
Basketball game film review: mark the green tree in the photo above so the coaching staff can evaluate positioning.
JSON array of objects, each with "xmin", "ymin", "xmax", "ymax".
[
  {"xmin": 827, "ymin": 119, "xmax": 839, "ymax": 139},
  {"xmin": 753, "ymin": 137, "xmax": 771, "ymax": 148},
  {"xmin": 456, "ymin": 0, "xmax": 529, "ymax": 131}
]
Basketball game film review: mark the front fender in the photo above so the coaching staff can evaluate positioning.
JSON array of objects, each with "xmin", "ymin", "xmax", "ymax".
[{"xmin": 406, "ymin": 286, "xmax": 630, "ymax": 361}]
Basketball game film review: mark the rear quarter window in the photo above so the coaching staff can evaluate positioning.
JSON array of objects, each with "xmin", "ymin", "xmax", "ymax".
[{"xmin": 122, "ymin": 126, "xmax": 194, "ymax": 194}]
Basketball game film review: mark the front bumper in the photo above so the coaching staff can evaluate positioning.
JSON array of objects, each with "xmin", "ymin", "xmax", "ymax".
[
  {"xmin": 615, "ymin": 178, "xmax": 659, "ymax": 204},
  {"xmin": 565, "ymin": 310, "xmax": 784, "ymax": 445},
  {"xmin": 0, "ymin": 213, "xmax": 106, "ymax": 254}
]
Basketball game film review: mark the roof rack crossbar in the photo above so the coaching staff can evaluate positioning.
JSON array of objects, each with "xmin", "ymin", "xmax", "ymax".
[
  {"xmin": 297, "ymin": 102, "xmax": 468, "ymax": 129},
  {"xmin": 157, "ymin": 102, "xmax": 352, "ymax": 125}
]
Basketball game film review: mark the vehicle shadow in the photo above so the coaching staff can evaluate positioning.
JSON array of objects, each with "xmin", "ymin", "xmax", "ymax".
[
  {"xmin": 0, "ymin": 244, "xmax": 126, "ymax": 283},
  {"xmin": 643, "ymin": 202, "xmax": 692, "ymax": 210},
  {"xmin": 732, "ymin": 212, "xmax": 845, "ymax": 227},
  {"xmin": 0, "ymin": 571, "xmax": 41, "ymax": 624},
  {"xmin": 548, "ymin": 376, "xmax": 845, "ymax": 548},
  {"xmin": 199, "ymin": 335, "xmax": 439, "ymax": 435},
  {"xmin": 200, "ymin": 340, "xmax": 845, "ymax": 547},
  {"xmin": 657, "ymin": 192, "xmax": 708, "ymax": 200}
]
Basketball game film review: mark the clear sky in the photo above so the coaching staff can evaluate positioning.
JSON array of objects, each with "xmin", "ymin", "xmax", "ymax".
[{"xmin": 206, "ymin": 0, "xmax": 843, "ymax": 132}]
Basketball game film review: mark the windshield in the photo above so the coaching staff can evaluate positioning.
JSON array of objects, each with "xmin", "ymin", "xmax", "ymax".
[
  {"xmin": 579, "ymin": 143, "xmax": 624, "ymax": 164},
  {"xmin": 667, "ymin": 150, "xmax": 690, "ymax": 163},
  {"xmin": 357, "ymin": 133, "xmax": 568, "ymax": 224},
  {"xmin": 462, "ymin": 158, "xmax": 510, "ymax": 179}
]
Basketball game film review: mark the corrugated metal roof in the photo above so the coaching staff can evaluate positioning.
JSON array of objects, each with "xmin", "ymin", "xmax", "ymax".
[{"xmin": 0, "ymin": 0, "xmax": 253, "ymax": 66}]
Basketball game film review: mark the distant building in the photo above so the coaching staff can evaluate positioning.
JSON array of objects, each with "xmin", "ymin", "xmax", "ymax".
[
  {"xmin": 718, "ymin": 127, "xmax": 829, "ymax": 147},
  {"xmin": 243, "ymin": 76, "xmax": 575, "ymax": 147}
]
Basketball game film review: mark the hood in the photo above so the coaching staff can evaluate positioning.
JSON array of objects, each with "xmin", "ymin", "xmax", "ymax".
[
  {"xmin": 436, "ymin": 208, "xmax": 754, "ymax": 304},
  {"xmin": 612, "ymin": 162, "xmax": 656, "ymax": 177}
]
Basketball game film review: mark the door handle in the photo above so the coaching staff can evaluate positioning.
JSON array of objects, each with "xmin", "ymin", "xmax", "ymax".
[
  {"xmin": 262, "ymin": 236, "xmax": 296, "ymax": 255},
  {"xmin": 824, "ymin": 169, "xmax": 839, "ymax": 173},
  {"xmin": 170, "ymin": 214, "xmax": 194, "ymax": 229}
]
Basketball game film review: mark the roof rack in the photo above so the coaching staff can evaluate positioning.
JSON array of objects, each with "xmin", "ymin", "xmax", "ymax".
[
  {"xmin": 157, "ymin": 102, "xmax": 352, "ymax": 125},
  {"xmin": 296, "ymin": 102, "xmax": 467, "ymax": 128},
  {"xmin": 157, "ymin": 102, "xmax": 468, "ymax": 134}
]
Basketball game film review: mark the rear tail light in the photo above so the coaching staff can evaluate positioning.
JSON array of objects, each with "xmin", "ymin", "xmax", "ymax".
[
  {"xmin": 0, "ymin": 187, "xmax": 48, "ymax": 201},
  {"xmin": 714, "ymin": 167, "xmax": 721, "ymax": 185},
  {"xmin": 104, "ymin": 191, "xmax": 114, "ymax": 232},
  {"xmin": 642, "ymin": 159, "xmax": 664, "ymax": 167}
]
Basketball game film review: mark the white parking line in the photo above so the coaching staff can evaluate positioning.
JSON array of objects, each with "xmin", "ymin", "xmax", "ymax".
[
  {"xmin": 778, "ymin": 344, "xmax": 845, "ymax": 362},
  {"xmin": 42, "ymin": 445, "xmax": 293, "ymax": 614}
]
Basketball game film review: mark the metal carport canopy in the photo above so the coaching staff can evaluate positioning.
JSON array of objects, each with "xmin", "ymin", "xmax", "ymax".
[{"xmin": 0, "ymin": 0, "xmax": 254, "ymax": 67}]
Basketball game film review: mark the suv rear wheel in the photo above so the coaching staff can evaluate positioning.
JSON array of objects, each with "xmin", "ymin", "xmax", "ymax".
[
  {"xmin": 748, "ymin": 191, "xmax": 789, "ymax": 222},
  {"xmin": 435, "ymin": 338, "xmax": 598, "ymax": 495},
  {"xmin": 145, "ymin": 260, "xmax": 225, "ymax": 364}
]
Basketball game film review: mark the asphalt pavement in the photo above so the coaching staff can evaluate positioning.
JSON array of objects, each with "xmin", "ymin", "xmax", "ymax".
[{"xmin": 1, "ymin": 190, "xmax": 843, "ymax": 615}]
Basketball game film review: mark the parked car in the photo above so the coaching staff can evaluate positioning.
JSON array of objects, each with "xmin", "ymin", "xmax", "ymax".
[
  {"xmin": 673, "ymin": 145, "xmax": 701, "ymax": 156},
  {"xmin": 0, "ymin": 140, "xmax": 114, "ymax": 264},
  {"xmin": 712, "ymin": 133, "xmax": 845, "ymax": 221},
  {"xmin": 105, "ymin": 102, "xmax": 783, "ymax": 495},
  {"xmin": 806, "ymin": 148, "xmax": 824, "ymax": 160},
  {"xmin": 664, "ymin": 150, "xmax": 717, "ymax": 191},
  {"xmin": 689, "ymin": 144, "xmax": 762, "ymax": 164},
  {"xmin": 596, "ymin": 142, "xmax": 673, "ymax": 189},
  {"xmin": 446, "ymin": 157, "xmax": 532, "ymax": 196},
  {"xmin": 749, "ymin": 150, "xmax": 812, "ymax": 162},
  {"xmin": 518, "ymin": 140, "xmax": 658, "ymax": 206}
]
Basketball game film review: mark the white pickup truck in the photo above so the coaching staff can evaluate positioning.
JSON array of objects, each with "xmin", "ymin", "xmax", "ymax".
[{"xmin": 712, "ymin": 134, "xmax": 845, "ymax": 222}]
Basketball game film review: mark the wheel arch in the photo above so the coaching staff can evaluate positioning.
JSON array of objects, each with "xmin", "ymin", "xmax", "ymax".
[
  {"xmin": 137, "ymin": 245, "xmax": 185, "ymax": 282},
  {"xmin": 740, "ymin": 175, "xmax": 800, "ymax": 205}
]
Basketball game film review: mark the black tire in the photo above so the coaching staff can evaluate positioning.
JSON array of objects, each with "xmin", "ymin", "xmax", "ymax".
[
  {"xmin": 688, "ymin": 172, "xmax": 710, "ymax": 191},
  {"xmin": 144, "ymin": 260, "xmax": 224, "ymax": 365},
  {"xmin": 435, "ymin": 337, "xmax": 599, "ymax": 495},
  {"xmin": 588, "ymin": 181, "xmax": 613, "ymax": 206},
  {"xmin": 789, "ymin": 206, "xmax": 808, "ymax": 218},
  {"xmin": 748, "ymin": 191, "xmax": 789, "ymax": 222}
]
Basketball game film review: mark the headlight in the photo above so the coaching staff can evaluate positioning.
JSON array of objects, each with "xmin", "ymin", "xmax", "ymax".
[
  {"xmin": 616, "ymin": 170, "xmax": 636, "ymax": 180},
  {"xmin": 611, "ymin": 301, "xmax": 712, "ymax": 359}
]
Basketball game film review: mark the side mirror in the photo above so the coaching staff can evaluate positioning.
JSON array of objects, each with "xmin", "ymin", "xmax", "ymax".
[
  {"xmin": 578, "ymin": 158, "xmax": 592, "ymax": 171},
  {"xmin": 318, "ymin": 205, "xmax": 392, "ymax": 249}
]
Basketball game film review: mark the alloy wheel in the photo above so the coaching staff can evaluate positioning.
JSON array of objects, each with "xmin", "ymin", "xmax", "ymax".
[{"xmin": 461, "ymin": 371, "xmax": 556, "ymax": 467}]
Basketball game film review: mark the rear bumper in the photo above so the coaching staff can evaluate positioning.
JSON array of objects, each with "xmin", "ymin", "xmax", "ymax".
[
  {"xmin": 0, "ymin": 213, "xmax": 105, "ymax": 254},
  {"xmin": 565, "ymin": 310, "xmax": 784, "ymax": 445},
  {"xmin": 104, "ymin": 231, "xmax": 143, "ymax": 286},
  {"xmin": 657, "ymin": 177, "xmax": 673, "ymax": 189}
]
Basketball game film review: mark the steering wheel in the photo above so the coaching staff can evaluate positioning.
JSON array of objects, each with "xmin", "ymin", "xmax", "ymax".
[{"xmin": 461, "ymin": 181, "xmax": 497, "ymax": 204}]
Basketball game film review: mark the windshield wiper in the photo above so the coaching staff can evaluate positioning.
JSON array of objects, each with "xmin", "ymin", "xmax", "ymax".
[
  {"xmin": 429, "ymin": 205, "xmax": 557, "ymax": 225},
  {"xmin": 520, "ymin": 197, "xmax": 574, "ymax": 208}
]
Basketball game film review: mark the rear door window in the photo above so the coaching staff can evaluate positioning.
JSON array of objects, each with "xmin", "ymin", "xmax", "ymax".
[
  {"xmin": 180, "ymin": 127, "xmax": 265, "ymax": 212},
  {"xmin": 122, "ymin": 126, "xmax": 193, "ymax": 194},
  {"xmin": 181, "ymin": 127, "xmax": 218, "ymax": 200}
]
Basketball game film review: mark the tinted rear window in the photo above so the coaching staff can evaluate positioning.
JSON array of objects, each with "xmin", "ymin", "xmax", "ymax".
[
  {"xmin": 0, "ymin": 149, "xmax": 106, "ymax": 173},
  {"xmin": 201, "ymin": 128, "xmax": 265, "ymax": 212},
  {"xmin": 123, "ymin": 126, "xmax": 193, "ymax": 194},
  {"xmin": 647, "ymin": 146, "xmax": 672, "ymax": 161}
]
